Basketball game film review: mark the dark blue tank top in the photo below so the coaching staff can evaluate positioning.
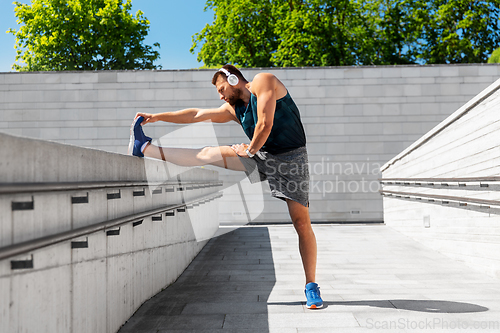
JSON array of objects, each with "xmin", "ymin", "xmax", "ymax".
[{"xmin": 234, "ymin": 91, "xmax": 306, "ymax": 154}]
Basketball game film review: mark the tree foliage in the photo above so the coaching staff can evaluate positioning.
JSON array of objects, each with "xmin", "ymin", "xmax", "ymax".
[
  {"xmin": 488, "ymin": 47, "xmax": 500, "ymax": 63},
  {"xmin": 7, "ymin": 0, "xmax": 161, "ymax": 71},
  {"xmin": 272, "ymin": 0, "xmax": 370, "ymax": 66},
  {"xmin": 191, "ymin": 0, "xmax": 500, "ymax": 67},
  {"xmin": 191, "ymin": 0, "xmax": 277, "ymax": 67},
  {"xmin": 411, "ymin": 0, "xmax": 500, "ymax": 64}
]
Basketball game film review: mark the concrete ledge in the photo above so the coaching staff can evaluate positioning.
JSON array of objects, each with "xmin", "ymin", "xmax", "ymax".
[
  {"xmin": 0, "ymin": 132, "xmax": 218, "ymax": 183},
  {"xmin": 0, "ymin": 133, "xmax": 221, "ymax": 333}
]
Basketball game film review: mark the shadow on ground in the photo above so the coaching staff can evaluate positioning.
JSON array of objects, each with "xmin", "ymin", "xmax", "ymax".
[
  {"xmin": 268, "ymin": 300, "xmax": 489, "ymax": 313},
  {"xmin": 118, "ymin": 227, "xmax": 276, "ymax": 332}
]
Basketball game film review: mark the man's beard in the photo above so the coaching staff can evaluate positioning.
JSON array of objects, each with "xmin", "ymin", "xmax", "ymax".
[{"xmin": 227, "ymin": 88, "xmax": 242, "ymax": 106}]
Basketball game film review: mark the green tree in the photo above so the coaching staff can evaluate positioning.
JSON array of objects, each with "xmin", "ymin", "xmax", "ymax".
[
  {"xmin": 271, "ymin": 0, "xmax": 370, "ymax": 67},
  {"xmin": 275, "ymin": 0, "xmax": 420, "ymax": 66},
  {"xmin": 7, "ymin": 0, "xmax": 161, "ymax": 71},
  {"xmin": 192, "ymin": 0, "xmax": 500, "ymax": 67},
  {"xmin": 367, "ymin": 0, "xmax": 419, "ymax": 65},
  {"xmin": 192, "ymin": 0, "xmax": 420, "ymax": 67},
  {"xmin": 191, "ymin": 0, "xmax": 277, "ymax": 67},
  {"xmin": 411, "ymin": 0, "xmax": 500, "ymax": 64},
  {"xmin": 488, "ymin": 47, "xmax": 500, "ymax": 63}
]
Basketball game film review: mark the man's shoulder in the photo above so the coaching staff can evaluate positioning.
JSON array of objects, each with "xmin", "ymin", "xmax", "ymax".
[
  {"xmin": 251, "ymin": 72, "xmax": 287, "ymax": 100},
  {"xmin": 252, "ymin": 72, "xmax": 277, "ymax": 83}
]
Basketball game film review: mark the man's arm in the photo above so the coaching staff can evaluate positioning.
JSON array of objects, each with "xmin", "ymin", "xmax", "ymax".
[
  {"xmin": 246, "ymin": 73, "xmax": 276, "ymax": 155},
  {"xmin": 136, "ymin": 103, "xmax": 238, "ymax": 125}
]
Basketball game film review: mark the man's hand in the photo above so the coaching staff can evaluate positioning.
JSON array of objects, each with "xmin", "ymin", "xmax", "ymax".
[
  {"xmin": 231, "ymin": 143, "xmax": 250, "ymax": 158},
  {"xmin": 135, "ymin": 112, "xmax": 157, "ymax": 125}
]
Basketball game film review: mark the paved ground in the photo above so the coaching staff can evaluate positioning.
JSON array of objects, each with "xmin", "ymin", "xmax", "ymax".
[{"xmin": 118, "ymin": 224, "xmax": 500, "ymax": 332}]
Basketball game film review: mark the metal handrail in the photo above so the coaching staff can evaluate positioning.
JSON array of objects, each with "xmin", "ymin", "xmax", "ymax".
[
  {"xmin": 0, "ymin": 180, "xmax": 224, "ymax": 195},
  {"xmin": 379, "ymin": 177, "xmax": 500, "ymax": 183},
  {"xmin": 380, "ymin": 189, "xmax": 500, "ymax": 207},
  {"xmin": 0, "ymin": 192, "xmax": 222, "ymax": 261}
]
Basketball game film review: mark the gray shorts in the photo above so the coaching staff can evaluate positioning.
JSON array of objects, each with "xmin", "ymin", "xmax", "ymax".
[{"xmin": 238, "ymin": 146, "xmax": 310, "ymax": 207}]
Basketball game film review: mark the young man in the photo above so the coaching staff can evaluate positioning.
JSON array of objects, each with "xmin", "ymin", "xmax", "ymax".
[{"xmin": 128, "ymin": 65, "xmax": 323, "ymax": 309}]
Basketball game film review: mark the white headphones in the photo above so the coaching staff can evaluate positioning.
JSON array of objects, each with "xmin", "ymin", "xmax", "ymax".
[{"xmin": 218, "ymin": 68, "xmax": 239, "ymax": 86}]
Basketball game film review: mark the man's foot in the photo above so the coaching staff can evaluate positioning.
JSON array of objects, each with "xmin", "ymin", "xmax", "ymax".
[
  {"xmin": 305, "ymin": 282, "xmax": 323, "ymax": 309},
  {"xmin": 128, "ymin": 116, "xmax": 152, "ymax": 157}
]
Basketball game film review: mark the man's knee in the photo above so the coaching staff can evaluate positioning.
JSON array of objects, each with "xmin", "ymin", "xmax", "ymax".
[
  {"xmin": 292, "ymin": 215, "xmax": 311, "ymax": 235},
  {"xmin": 197, "ymin": 146, "xmax": 221, "ymax": 164}
]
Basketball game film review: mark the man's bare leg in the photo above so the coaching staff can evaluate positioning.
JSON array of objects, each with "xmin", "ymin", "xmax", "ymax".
[
  {"xmin": 143, "ymin": 142, "xmax": 317, "ymax": 280},
  {"xmin": 143, "ymin": 143, "xmax": 246, "ymax": 171},
  {"xmin": 286, "ymin": 199, "xmax": 317, "ymax": 284}
]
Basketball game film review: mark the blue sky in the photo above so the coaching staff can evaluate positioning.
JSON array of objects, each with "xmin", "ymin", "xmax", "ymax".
[{"xmin": 0, "ymin": 0, "xmax": 214, "ymax": 72}]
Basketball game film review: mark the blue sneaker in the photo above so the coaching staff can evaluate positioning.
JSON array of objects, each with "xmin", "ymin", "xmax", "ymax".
[
  {"xmin": 128, "ymin": 116, "xmax": 152, "ymax": 157},
  {"xmin": 305, "ymin": 282, "xmax": 323, "ymax": 309}
]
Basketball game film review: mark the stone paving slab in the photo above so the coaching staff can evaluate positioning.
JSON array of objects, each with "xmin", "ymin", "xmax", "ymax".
[{"xmin": 118, "ymin": 224, "xmax": 500, "ymax": 332}]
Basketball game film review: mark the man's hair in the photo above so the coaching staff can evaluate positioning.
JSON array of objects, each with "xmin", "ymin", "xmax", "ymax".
[{"xmin": 212, "ymin": 64, "xmax": 247, "ymax": 85}]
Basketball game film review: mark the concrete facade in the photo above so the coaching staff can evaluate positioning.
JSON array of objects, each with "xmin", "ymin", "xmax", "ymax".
[
  {"xmin": 0, "ymin": 133, "xmax": 222, "ymax": 333},
  {"xmin": 1, "ymin": 64, "xmax": 499, "ymax": 223},
  {"xmin": 381, "ymin": 79, "xmax": 500, "ymax": 279}
]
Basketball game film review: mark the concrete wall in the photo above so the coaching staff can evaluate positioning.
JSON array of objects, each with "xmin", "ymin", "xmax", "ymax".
[
  {"xmin": 381, "ymin": 79, "xmax": 500, "ymax": 279},
  {"xmin": 0, "ymin": 133, "xmax": 221, "ymax": 333},
  {"xmin": 1, "ymin": 64, "xmax": 499, "ymax": 222}
]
